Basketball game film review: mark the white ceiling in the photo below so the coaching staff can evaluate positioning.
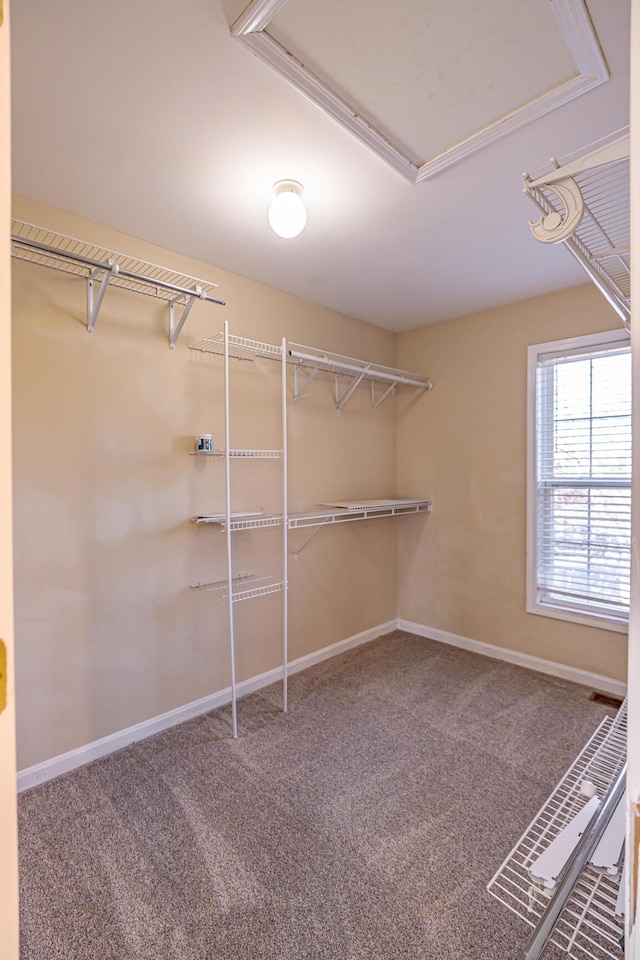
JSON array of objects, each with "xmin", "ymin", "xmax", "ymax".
[{"xmin": 10, "ymin": 0, "xmax": 630, "ymax": 332}]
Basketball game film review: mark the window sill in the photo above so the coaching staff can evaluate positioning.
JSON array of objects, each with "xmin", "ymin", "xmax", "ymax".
[{"xmin": 526, "ymin": 601, "xmax": 628, "ymax": 635}]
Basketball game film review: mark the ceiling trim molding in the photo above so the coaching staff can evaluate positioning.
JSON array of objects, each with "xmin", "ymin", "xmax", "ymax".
[{"xmin": 231, "ymin": 0, "xmax": 609, "ymax": 184}]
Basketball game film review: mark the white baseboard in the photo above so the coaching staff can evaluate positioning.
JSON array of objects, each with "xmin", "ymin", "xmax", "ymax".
[
  {"xmin": 17, "ymin": 619, "xmax": 396, "ymax": 793},
  {"xmin": 397, "ymin": 619, "xmax": 628, "ymax": 698},
  {"xmin": 18, "ymin": 616, "xmax": 625, "ymax": 792},
  {"xmin": 287, "ymin": 619, "xmax": 397, "ymax": 676}
]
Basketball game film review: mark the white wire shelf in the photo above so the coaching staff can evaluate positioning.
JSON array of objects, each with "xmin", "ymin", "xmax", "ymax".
[
  {"xmin": 523, "ymin": 129, "xmax": 630, "ymax": 330},
  {"xmin": 229, "ymin": 577, "xmax": 284, "ymax": 603},
  {"xmin": 288, "ymin": 343, "xmax": 430, "ymax": 388},
  {"xmin": 193, "ymin": 512, "xmax": 283, "ymax": 531},
  {"xmin": 190, "ymin": 573, "xmax": 284, "ymax": 603},
  {"xmin": 190, "ymin": 449, "xmax": 282, "ymax": 458},
  {"xmin": 189, "ymin": 333, "xmax": 281, "ymax": 361},
  {"xmin": 288, "ymin": 341, "xmax": 432, "ymax": 412},
  {"xmin": 188, "ymin": 333, "xmax": 431, "ymax": 412},
  {"xmin": 11, "ymin": 219, "xmax": 224, "ymax": 347},
  {"xmin": 487, "ymin": 700, "xmax": 627, "ymax": 960},
  {"xmin": 288, "ymin": 498, "xmax": 432, "ymax": 529},
  {"xmin": 190, "ymin": 572, "xmax": 254, "ymax": 590}
]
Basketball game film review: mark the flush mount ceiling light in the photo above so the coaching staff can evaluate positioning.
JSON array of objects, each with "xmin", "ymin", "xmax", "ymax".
[{"xmin": 268, "ymin": 180, "xmax": 306, "ymax": 239}]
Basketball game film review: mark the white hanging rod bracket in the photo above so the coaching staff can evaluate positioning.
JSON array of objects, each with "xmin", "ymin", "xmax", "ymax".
[
  {"xmin": 11, "ymin": 220, "xmax": 225, "ymax": 347},
  {"xmin": 292, "ymin": 525, "xmax": 324, "ymax": 559},
  {"xmin": 293, "ymin": 361, "xmax": 321, "ymax": 401},
  {"xmin": 169, "ymin": 286, "xmax": 206, "ymax": 349},
  {"xmin": 371, "ymin": 381, "xmax": 396, "ymax": 410},
  {"xmin": 335, "ymin": 368, "xmax": 368, "ymax": 414},
  {"xmin": 86, "ymin": 260, "xmax": 119, "ymax": 333}
]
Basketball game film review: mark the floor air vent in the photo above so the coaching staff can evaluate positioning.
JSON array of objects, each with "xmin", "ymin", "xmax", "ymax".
[{"xmin": 589, "ymin": 691, "xmax": 624, "ymax": 709}]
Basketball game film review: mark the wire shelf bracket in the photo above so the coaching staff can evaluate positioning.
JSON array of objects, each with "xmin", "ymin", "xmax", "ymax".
[
  {"xmin": 523, "ymin": 129, "xmax": 630, "ymax": 331},
  {"xmin": 11, "ymin": 219, "xmax": 225, "ymax": 347}
]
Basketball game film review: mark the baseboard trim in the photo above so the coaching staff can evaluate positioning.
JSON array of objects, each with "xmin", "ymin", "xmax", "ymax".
[
  {"xmin": 17, "ymin": 619, "xmax": 396, "ymax": 793},
  {"xmin": 288, "ymin": 619, "xmax": 397, "ymax": 676},
  {"xmin": 397, "ymin": 619, "xmax": 628, "ymax": 698},
  {"xmin": 20, "ymin": 617, "xmax": 624, "ymax": 792}
]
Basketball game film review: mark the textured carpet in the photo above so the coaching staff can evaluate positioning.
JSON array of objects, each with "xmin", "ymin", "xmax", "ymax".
[{"xmin": 18, "ymin": 630, "xmax": 614, "ymax": 960}]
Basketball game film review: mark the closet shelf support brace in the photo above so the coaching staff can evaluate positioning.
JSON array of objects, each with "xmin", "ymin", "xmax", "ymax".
[
  {"xmin": 292, "ymin": 525, "xmax": 324, "ymax": 559},
  {"xmin": 371, "ymin": 381, "xmax": 396, "ymax": 410},
  {"xmin": 87, "ymin": 260, "xmax": 118, "ymax": 333},
  {"xmin": 336, "ymin": 369, "xmax": 368, "ymax": 414},
  {"xmin": 169, "ymin": 286, "xmax": 206, "ymax": 349},
  {"xmin": 293, "ymin": 362, "xmax": 320, "ymax": 401}
]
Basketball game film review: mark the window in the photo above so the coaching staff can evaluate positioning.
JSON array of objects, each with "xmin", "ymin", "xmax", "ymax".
[{"xmin": 527, "ymin": 330, "xmax": 631, "ymax": 631}]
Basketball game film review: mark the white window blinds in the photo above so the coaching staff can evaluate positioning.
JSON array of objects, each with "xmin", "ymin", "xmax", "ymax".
[{"xmin": 533, "ymin": 335, "xmax": 631, "ymax": 624}]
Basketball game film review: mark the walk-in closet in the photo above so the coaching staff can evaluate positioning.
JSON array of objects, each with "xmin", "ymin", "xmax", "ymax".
[{"xmin": 1, "ymin": 1, "xmax": 638, "ymax": 958}]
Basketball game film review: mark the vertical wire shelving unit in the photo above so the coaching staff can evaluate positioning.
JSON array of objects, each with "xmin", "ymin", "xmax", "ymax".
[
  {"xmin": 190, "ymin": 329, "xmax": 432, "ymax": 733},
  {"xmin": 190, "ymin": 322, "xmax": 288, "ymax": 737}
]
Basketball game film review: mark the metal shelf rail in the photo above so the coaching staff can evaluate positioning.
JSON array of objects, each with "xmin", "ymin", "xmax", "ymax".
[
  {"xmin": 487, "ymin": 700, "xmax": 628, "ymax": 960},
  {"xmin": 11, "ymin": 219, "xmax": 225, "ymax": 347},
  {"xmin": 523, "ymin": 129, "xmax": 630, "ymax": 331}
]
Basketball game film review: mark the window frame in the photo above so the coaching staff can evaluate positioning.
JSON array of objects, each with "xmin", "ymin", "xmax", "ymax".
[{"xmin": 526, "ymin": 328, "xmax": 631, "ymax": 634}]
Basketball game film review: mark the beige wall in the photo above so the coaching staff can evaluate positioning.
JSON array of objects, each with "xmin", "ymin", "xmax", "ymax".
[
  {"xmin": 396, "ymin": 283, "xmax": 628, "ymax": 682},
  {"xmin": 1, "ymin": 1, "xmax": 20, "ymax": 956},
  {"xmin": 12, "ymin": 195, "xmax": 399, "ymax": 770}
]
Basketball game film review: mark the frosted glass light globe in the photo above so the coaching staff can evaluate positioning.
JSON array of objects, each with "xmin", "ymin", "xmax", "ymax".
[{"xmin": 269, "ymin": 180, "xmax": 306, "ymax": 239}]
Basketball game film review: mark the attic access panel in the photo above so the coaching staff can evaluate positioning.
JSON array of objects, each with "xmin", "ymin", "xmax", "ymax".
[{"xmin": 231, "ymin": 0, "xmax": 608, "ymax": 182}]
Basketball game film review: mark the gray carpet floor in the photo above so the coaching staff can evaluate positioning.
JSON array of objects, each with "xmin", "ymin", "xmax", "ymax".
[{"xmin": 18, "ymin": 630, "xmax": 614, "ymax": 960}]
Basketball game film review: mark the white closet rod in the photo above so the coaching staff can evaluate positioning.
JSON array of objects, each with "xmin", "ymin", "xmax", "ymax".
[{"xmin": 288, "ymin": 346, "xmax": 430, "ymax": 389}]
